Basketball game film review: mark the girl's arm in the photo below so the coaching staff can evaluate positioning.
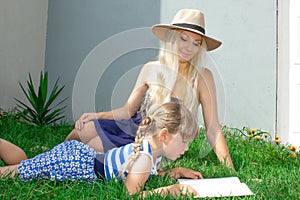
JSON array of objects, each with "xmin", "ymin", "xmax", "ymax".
[
  {"xmin": 198, "ymin": 68, "xmax": 234, "ymax": 168},
  {"xmin": 158, "ymin": 167, "xmax": 203, "ymax": 179},
  {"xmin": 141, "ymin": 183, "xmax": 197, "ymax": 198},
  {"xmin": 125, "ymin": 154, "xmax": 151, "ymax": 195},
  {"xmin": 125, "ymin": 154, "xmax": 197, "ymax": 197}
]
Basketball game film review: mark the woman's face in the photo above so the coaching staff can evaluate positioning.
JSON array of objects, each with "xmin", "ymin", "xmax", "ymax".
[{"xmin": 177, "ymin": 31, "xmax": 203, "ymax": 62}]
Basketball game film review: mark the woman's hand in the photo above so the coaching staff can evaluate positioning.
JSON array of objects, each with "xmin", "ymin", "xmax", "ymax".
[
  {"xmin": 168, "ymin": 167, "xmax": 203, "ymax": 179},
  {"xmin": 75, "ymin": 113, "xmax": 97, "ymax": 130}
]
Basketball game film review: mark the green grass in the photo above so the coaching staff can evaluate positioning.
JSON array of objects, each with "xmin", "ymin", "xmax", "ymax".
[{"xmin": 0, "ymin": 114, "xmax": 299, "ymax": 199}]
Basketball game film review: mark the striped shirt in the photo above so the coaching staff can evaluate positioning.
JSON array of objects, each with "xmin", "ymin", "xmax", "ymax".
[{"xmin": 104, "ymin": 140, "xmax": 162, "ymax": 181}]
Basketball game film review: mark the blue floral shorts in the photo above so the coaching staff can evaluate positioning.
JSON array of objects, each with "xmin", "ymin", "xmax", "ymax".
[{"xmin": 18, "ymin": 140, "xmax": 97, "ymax": 182}]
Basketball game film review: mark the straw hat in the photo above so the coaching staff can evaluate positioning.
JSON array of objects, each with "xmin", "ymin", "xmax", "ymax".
[{"xmin": 152, "ymin": 9, "xmax": 221, "ymax": 51}]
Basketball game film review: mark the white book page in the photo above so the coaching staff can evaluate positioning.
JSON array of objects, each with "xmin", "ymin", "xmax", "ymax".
[{"xmin": 178, "ymin": 177, "xmax": 254, "ymax": 198}]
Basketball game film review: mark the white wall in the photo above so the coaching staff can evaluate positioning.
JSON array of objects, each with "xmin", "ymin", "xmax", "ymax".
[
  {"xmin": 277, "ymin": 0, "xmax": 290, "ymax": 143},
  {"xmin": 280, "ymin": 0, "xmax": 300, "ymax": 147},
  {"xmin": 0, "ymin": 0, "xmax": 48, "ymax": 111},
  {"xmin": 161, "ymin": 0, "xmax": 277, "ymax": 133}
]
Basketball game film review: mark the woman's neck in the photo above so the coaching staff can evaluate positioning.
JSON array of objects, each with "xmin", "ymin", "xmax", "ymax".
[
  {"xmin": 178, "ymin": 61, "xmax": 190, "ymax": 74},
  {"xmin": 178, "ymin": 61, "xmax": 190, "ymax": 78}
]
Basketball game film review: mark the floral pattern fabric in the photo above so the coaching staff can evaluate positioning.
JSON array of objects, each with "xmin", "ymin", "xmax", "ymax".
[{"xmin": 18, "ymin": 140, "xmax": 97, "ymax": 182}]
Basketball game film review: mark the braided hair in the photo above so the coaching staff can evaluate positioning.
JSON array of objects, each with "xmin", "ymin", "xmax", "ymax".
[{"xmin": 119, "ymin": 102, "xmax": 198, "ymax": 178}]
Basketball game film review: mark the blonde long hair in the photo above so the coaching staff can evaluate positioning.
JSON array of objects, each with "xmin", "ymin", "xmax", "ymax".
[
  {"xmin": 119, "ymin": 102, "xmax": 198, "ymax": 178},
  {"xmin": 147, "ymin": 29, "xmax": 208, "ymax": 116}
]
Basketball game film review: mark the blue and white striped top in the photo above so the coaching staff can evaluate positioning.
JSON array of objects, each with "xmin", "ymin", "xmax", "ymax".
[{"xmin": 104, "ymin": 140, "xmax": 162, "ymax": 181}]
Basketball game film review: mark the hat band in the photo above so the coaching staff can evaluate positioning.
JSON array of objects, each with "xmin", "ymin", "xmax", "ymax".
[{"xmin": 172, "ymin": 23, "xmax": 206, "ymax": 34}]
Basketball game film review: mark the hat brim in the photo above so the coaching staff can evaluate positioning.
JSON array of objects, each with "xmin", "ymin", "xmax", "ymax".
[{"xmin": 152, "ymin": 24, "xmax": 222, "ymax": 51}]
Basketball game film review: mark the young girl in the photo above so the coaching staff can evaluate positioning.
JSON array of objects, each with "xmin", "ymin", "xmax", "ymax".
[{"xmin": 0, "ymin": 102, "xmax": 202, "ymax": 198}]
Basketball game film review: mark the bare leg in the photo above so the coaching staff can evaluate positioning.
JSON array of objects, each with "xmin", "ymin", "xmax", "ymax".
[
  {"xmin": 65, "ymin": 121, "xmax": 104, "ymax": 152},
  {"xmin": 86, "ymin": 136, "xmax": 104, "ymax": 152},
  {"xmin": 0, "ymin": 164, "xmax": 19, "ymax": 179},
  {"xmin": 65, "ymin": 129, "xmax": 82, "ymax": 141},
  {"xmin": 0, "ymin": 139, "xmax": 27, "ymax": 165}
]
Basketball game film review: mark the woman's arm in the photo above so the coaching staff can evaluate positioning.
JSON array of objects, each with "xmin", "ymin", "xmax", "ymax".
[
  {"xmin": 75, "ymin": 62, "xmax": 157, "ymax": 130},
  {"xmin": 198, "ymin": 68, "xmax": 234, "ymax": 168},
  {"xmin": 75, "ymin": 84, "xmax": 148, "ymax": 130}
]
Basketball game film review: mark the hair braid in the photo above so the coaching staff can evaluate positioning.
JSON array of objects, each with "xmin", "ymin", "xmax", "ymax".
[
  {"xmin": 118, "ymin": 116, "xmax": 154, "ymax": 179},
  {"xmin": 132, "ymin": 116, "xmax": 153, "ymax": 160}
]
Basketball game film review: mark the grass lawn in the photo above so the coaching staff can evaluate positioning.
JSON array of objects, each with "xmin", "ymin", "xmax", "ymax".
[{"xmin": 0, "ymin": 114, "xmax": 299, "ymax": 199}]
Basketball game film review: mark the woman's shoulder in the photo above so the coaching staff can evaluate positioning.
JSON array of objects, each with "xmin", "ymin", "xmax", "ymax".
[
  {"xmin": 142, "ymin": 60, "xmax": 161, "ymax": 70},
  {"xmin": 198, "ymin": 67, "xmax": 214, "ymax": 81},
  {"xmin": 197, "ymin": 67, "xmax": 216, "ymax": 99},
  {"xmin": 144, "ymin": 60, "xmax": 160, "ymax": 66},
  {"xmin": 140, "ymin": 60, "xmax": 162, "ymax": 75}
]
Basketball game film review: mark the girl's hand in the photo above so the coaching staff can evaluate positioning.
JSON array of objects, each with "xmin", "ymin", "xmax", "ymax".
[
  {"xmin": 169, "ymin": 167, "xmax": 203, "ymax": 179},
  {"xmin": 75, "ymin": 113, "xmax": 97, "ymax": 130},
  {"xmin": 164, "ymin": 183, "xmax": 198, "ymax": 197}
]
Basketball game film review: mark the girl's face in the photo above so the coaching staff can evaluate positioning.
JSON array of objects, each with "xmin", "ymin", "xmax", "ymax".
[
  {"xmin": 177, "ymin": 31, "xmax": 203, "ymax": 62},
  {"xmin": 162, "ymin": 133, "xmax": 190, "ymax": 161}
]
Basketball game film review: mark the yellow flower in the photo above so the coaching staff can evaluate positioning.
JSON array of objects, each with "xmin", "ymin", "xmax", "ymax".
[
  {"xmin": 289, "ymin": 146, "xmax": 297, "ymax": 151},
  {"xmin": 255, "ymin": 136, "xmax": 261, "ymax": 141},
  {"xmin": 251, "ymin": 129, "xmax": 257, "ymax": 133},
  {"xmin": 281, "ymin": 144, "xmax": 285, "ymax": 149},
  {"xmin": 263, "ymin": 133, "xmax": 269, "ymax": 138},
  {"xmin": 275, "ymin": 135, "xmax": 280, "ymax": 140},
  {"xmin": 247, "ymin": 134, "xmax": 254, "ymax": 139},
  {"xmin": 290, "ymin": 152, "xmax": 296, "ymax": 157},
  {"xmin": 274, "ymin": 139, "xmax": 280, "ymax": 145}
]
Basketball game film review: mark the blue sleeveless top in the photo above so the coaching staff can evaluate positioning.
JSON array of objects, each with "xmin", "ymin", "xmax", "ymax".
[{"xmin": 103, "ymin": 140, "xmax": 162, "ymax": 181}]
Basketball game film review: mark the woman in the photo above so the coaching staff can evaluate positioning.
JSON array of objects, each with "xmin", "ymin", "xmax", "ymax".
[
  {"xmin": 1, "ymin": 102, "xmax": 202, "ymax": 198},
  {"xmin": 66, "ymin": 9, "xmax": 234, "ymax": 167}
]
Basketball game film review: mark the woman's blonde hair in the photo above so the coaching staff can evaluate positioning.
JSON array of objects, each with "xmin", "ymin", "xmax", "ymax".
[
  {"xmin": 147, "ymin": 29, "xmax": 208, "ymax": 116},
  {"xmin": 120, "ymin": 102, "xmax": 198, "ymax": 178}
]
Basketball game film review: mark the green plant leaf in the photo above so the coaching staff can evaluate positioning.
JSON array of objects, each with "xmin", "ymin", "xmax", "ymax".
[
  {"xmin": 40, "ymin": 71, "xmax": 48, "ymax": 103},
  {"xmin": 44, "ymin": 78, "xmax": 64, "ymax": 109},
  {"xmin": 15, "ymin": 71, "xmax": 67, "ymax": 126},
  {"xmin": 27, "ymin": 74, "xmax": 39, "ymax": 111},
  {"xmin": 43, "ymin": 107, "xmax": 66, "ymax": 125}
]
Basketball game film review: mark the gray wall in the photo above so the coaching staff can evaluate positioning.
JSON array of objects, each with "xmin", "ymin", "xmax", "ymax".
[
  {"xmin": 45, "ymin": 0, "xmax": 160, "ymax": 122},
  {"xmin": 0, "ymin": 0, "xmax": 48, "ymax": 111},
  {"xmin": 0, "ymin": 0, "xmax": 276, "ymax": 134},
  {"xmin": 161, "ymin": 0, "xmax": 277, "ymax": 132}
]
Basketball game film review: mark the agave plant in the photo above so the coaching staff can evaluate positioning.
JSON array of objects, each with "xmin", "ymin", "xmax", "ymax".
[{"xmin": 15, "ymin": 71, "xmax": 68, "ymax": 126}]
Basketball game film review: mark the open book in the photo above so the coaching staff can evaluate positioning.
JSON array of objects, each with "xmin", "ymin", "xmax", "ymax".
[{"xmin": 178, "ymin": 177, "xmax": 254, "ymax": 198}]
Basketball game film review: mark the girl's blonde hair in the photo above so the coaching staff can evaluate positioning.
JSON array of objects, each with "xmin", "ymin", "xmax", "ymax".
[
  {"xmin": 147, "ymin": 29, "xmax": 208, "ymax": 116},
  {"xmin": 120, "ymin": 102, "xmax": 198, "ymax": 178}
]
